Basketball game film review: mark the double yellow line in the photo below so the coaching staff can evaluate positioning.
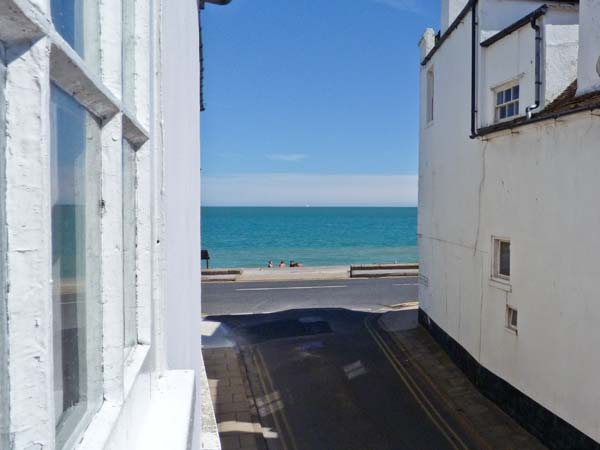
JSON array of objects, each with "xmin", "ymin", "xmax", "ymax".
[
  {"xmin": 364, "ymin": 317, "xmax": 471, "ymax": 450},
  {"xmin": 253, "ymin": 348, "xmax": 298, "ymax": 450}
]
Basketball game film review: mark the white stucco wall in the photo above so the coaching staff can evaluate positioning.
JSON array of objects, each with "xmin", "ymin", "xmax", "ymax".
[
  {"xmin": 420, "ymin": 0, "xmax": 600, "ymax": 443},
  {"xmin": 0, "ymin": 0, "xmax": 214, "ymax": 449}
]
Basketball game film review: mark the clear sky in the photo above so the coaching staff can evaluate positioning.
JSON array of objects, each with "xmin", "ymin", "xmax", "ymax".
[{"xmin": 200, "ymin": 0, "xmax": 439, "ymax": 206}]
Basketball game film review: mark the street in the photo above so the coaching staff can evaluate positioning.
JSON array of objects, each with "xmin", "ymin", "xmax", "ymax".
[
  {"xmin": 202, "ymin": 276, "xmax": 419, "ymax": 316},
  {"xmin": 202, "ymin": 277, "xmax": 545, "ymax": 450}
]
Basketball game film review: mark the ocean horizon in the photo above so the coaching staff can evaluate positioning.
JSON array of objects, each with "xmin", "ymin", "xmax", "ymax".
[{"xmin": 201, "ymin": 206, "xmax": 418, "ymax": 269}]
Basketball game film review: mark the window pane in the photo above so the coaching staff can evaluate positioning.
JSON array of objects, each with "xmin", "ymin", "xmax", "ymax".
[
  {"xmin": 496, "ymin": 91, "xmax": 503, "ymax": 106},
  {"xmin": 51, "ymin": 0, "xmax": 98, "ymax": 70},
  {"xmin": 51, "ymin": 84, "xmax": 102, "ymax": 449},
  {"xmin": 512, "ymin": 85, "xmax": 519, "ymax": 99},
  {"xmin": 499, "ymin": 106, "xmax": 507, "ymax": 119},
  {"xmin": 504, "ymin": 89, "xmax": 512, "ymax": 102},
  {"xmin": 123, "ymin": 140, "xmax": 137, "ymax": 349},
  {"xmin": 499, "ymin": 241, "xmax": 510, "ymax": 277},
  {"xmin": 515, "ymin": 101, "xmax": 519, "ymax": 114},
  {"xmin": 122, "ymin": 0, "xmax": 135, "ymax": 111},
  {"xmin": 507, "ymin": 103, "xmax": 515, "ymax": 117}
]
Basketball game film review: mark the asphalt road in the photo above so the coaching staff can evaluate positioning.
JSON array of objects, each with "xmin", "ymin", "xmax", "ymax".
[
  {"xmin": 203, "ymin": 278, "xmax": 486, "ymax": 450},
  {"xmin": 202, "ymin": 276, "xmax": 419, "ymax": 317},
  {"xmin": 205, "ymin": 308, "xmax": 481, "ymax": 450}
]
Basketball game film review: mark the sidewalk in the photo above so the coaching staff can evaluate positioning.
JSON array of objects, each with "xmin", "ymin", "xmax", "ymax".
[
  {"xmin": 203, "ymin": 347, "xmax": 267, "ymax": 450},
  {"xmin": 383, "ymin": 318, "xmax": 547, "ymax": 450}
]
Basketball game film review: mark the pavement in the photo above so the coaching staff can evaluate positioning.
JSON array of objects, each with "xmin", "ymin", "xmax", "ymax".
[
  {"xmin": 202, "ymin": 277, "xmax": 546, "ymax": 450},
  {"xmin": 202, "ymin": 264, "xmax": 419, "ymax": 283}
]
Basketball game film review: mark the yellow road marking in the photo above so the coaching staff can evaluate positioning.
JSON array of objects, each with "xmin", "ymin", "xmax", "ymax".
[
  {"xmin": 252, "ymin": 350, "xmax": 289, "ymax": 450},
  {"xmin": 257, "ymin": 349, "xmax": 299, "ymax": 450},
  {"xmin": 364, "ymin": 317, "xmax": 470, "ymax": 450},
  {"xmin": 254, "ymin": 348, "xmax": 299, "ymax": 450},
  {"xmin": 387, "ymin": 332, "xmax": 495, "ymax": 450}
]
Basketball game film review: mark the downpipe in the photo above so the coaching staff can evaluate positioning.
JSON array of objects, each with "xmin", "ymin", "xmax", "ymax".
[
  {"xmin": 469, "ymin": 0, "xmax": 479, "ymax": 139},
  {"xmin": 526, "ymin": 17, "xmax": 542, "ymax": 119}
]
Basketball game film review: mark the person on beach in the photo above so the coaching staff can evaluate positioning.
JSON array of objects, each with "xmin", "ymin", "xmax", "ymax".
[
  {"xmin": 268, "ymin": 260, "xmax": 273, "ymax": 268},
  {"xmin": 290, "ymin": 261, "xmax": 304, "ymax": 268},
  {"xmin": 279, "ymin": 261, "xmax": 286, "ymax": 268}
]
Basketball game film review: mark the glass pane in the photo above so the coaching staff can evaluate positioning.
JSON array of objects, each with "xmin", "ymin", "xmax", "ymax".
[
  {"xmin": 122, "ymin": 0, "xmax": 135, "ymax": 111},
  {"xmin": 123, "ymin": 140, "xmax": 137, "ymax": 349},
  {"xmin": 499, "ymin": 106, "xmax": 507, "ymax": 119},
  {"xmin": 511, "ymin": 309, "xmax": 518, "ymax": 327},
  {"xmin": 512, "ymin": 85, "xmax": 519, "ymax": 99},
  {"xmin": 51, "ymin": 84, "xmax": 102, "ymax": 449},
  {"xmin": 504, "ymin": 89, "xmax": 512, "ymax": 102},
  {"xmin": 515, "ymin": 101, "xmax": 519, "ymax": 115},
  {"xmin": 507, "ymin": 103, "xmax": 515, "ymax": 117},
  {"xmin": 499, "ymin": 241, "xmax": 510, "ymax": 277},
  {"xmin": 51, "ymin": 0, "xmax": 98, "ymax": 69},
  {"xmin": 496, "ymin": 91, "xmax": 503, "ymax": 106}
]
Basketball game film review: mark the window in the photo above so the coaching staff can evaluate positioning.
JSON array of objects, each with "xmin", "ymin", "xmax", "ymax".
[
  {"xmin": 426, "ymin": 69, "xmax": 434, "ymax": 123},
  {"xmin": 495, "ymin": 83, "xmax": 519, "ymax": 122},
  {"xmin": 51, "ymin": 84, "xmax": 103, "ymax": 449},
  {"xmin": 123, "ymin": 139, "xmax": 138, "ymax": 352},
  {"xmin": 51, "ymin": 0, "xmax": 99, "ymax": 70},
  {"xmin": 507, "ymin": 306, "xmax": 518, "ymax": 332},
  {"xmin": 492, "ymin": 238, "xmax": 510, "ymax": 281}
]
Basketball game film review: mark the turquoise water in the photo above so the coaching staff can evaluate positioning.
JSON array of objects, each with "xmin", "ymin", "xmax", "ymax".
[{"xmin": 201, "ymin": 207, "xmax": 418, "ymax": 268}]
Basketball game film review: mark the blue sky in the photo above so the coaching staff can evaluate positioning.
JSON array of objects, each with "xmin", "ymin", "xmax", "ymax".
[{"xmin": 201, "ymin": 0, "xmax": 439, "ymax": 206}]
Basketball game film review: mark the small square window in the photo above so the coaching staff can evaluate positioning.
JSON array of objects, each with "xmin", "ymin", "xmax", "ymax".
[
  {"xmin": 507, "ymin": 306, "xmax": 518, "ymax": 331},
  {"xmin": 495, "ymin": 82, "xmax": 520, "ymax": 122},
  {"xmin": 492, "ymin": 238, "xmax": 510, "ymax": 281}
]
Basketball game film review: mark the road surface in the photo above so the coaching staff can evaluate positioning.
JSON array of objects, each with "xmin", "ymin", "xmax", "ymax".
[
  {"xmin": 202, "ymin": 276, "xmax": 419, "ymax": 317},
  {"xmin": 203, "ymin": 277, "xmax": 491, "ymax": 450}
]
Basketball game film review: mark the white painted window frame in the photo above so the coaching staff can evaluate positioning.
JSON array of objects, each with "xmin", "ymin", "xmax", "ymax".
[
  {"xmin": 490, "ymin": 236, "xmax": 511, "ymax": 291},
  {"xmin": 493, "ymin": 80, "xmax": 520, "ymax": 123},
  {"xmin": 0, "ymin": 1, "xmax": 152, "ymax": 449},
  {"xmin": 506, "ymin": 305, "xmax": 518, "ymax": 333}
]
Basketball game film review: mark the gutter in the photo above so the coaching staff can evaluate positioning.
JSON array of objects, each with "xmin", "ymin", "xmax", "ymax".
[
  {"xmin": 480, "ymin": 5, "xmax": 548, "ymax": 48},
  {"xmin": 477, "ymin": 101, "xmax": 600, "ymax": 137}
]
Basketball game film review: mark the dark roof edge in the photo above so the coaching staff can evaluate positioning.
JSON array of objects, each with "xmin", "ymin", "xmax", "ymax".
[
  {"xmin": 480, "ymin": 5, "xmax": 548, "ymax": 48},
  {"xmin": 476, "ymin": 101, "xmax": 600, "ymax": 136},
  {"xmin": 421, "ymin": 0, "xmax": 476, "ymax": 67}
]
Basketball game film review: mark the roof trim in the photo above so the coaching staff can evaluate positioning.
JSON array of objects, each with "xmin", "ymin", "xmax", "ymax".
[
  {"xmin": 421, "ymin": 0, "xmax": 475, "ymax": 66},
  {"xmin": 480, "ymin": 5, "xmax": 548, "ymax": 48},
  {"xmin": 477, "ymin": 101, "xmax": 600, "ymax": 136},
  {"xmin": 421, "ymin": 0, "xmax": 578, "ymax": 67}
]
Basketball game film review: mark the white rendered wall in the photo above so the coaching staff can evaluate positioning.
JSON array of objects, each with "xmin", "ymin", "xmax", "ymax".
[
  {"xmin": 420, "ymin": 0, "xmax": 600, "ymax": 443},
  {"xmin": 161, "ymin": 0, "xmax": 205, "ymax": 446}
]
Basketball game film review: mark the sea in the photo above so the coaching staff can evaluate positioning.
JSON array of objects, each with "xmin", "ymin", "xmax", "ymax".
[{"xmin": 201, "ymin": 207, "xmax": 418, "ymax": 269}]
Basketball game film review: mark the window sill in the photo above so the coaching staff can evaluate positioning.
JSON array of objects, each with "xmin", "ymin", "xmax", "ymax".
[
  {"xmin": 489, "ymin": 278, "xmax": 511, "ymax": 292},
  {"xmin": 124, "ymin": 344, "xmax": 151, "ymax": 400},
  {"xmin": 504, "ymin": 326, "xmax": 518, "ymax": 336}
]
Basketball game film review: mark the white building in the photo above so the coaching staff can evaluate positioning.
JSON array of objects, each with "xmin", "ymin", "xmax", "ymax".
[
  {"xmin": 0, "ymin": 0, "xmax": 222, "ymax": 449},
  {"xmin": 419, "ymin": 0, "xmax": 600, "ymax": 448}
]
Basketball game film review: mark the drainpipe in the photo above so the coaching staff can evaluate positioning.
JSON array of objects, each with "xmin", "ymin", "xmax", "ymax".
[
  {"xmin": 526, "ymin": 17, "xmax": 542, "ymax": 119},
  {"xmin": 470, "ymin": 0, "xmax": 479, "ymax": 139}
]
